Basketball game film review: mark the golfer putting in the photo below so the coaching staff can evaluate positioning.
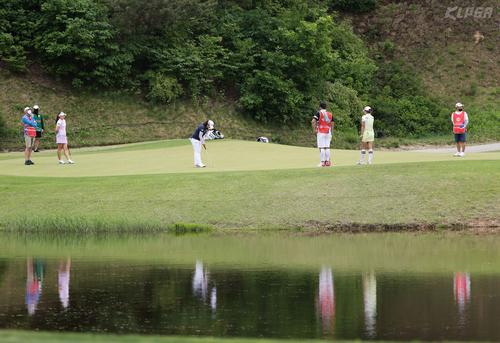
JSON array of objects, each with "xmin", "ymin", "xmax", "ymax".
[
  {"xmin": 312, "ymin": 101, "xmax": 334, "ymax": 167},
  {"xmin": 190, "ymin": 120, "xmax": 214, "ymax": 168},
  {"xmin": 357, "ymin": 106, "xmax": 375, "ymax": 165}
]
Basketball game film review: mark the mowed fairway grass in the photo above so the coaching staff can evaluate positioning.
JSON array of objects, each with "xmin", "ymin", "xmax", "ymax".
[{"xmin": 0, "ymin": 139, "xmax": 499, "ymax": 231}]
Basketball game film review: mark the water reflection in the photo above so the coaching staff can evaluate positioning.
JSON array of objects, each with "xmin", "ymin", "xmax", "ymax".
[
  {"xmin": 58, "ymin": 258, "xmax": 71, "ymax": 309},
  {"xmin": 25, "ymin": 258, "xmax": 44, "ymax": 315},
  {"xmin": 454, "ymin": 272, "xmax": 471, "ymax": 323},
  {"xmin": 317, "ymin": 267, "xmax": 335, "ymax": 335},
  {"xmin": 2, "ymin": 258, "xmax": 498, "ymax": 341},
  {"xmin": 192, "ymin": 260, "xmax": 217, "ymax": 313},
  {"xmin": 363, "ymin": 271, "xmax": 377, "ymax": 337},
  {"xmin": 25, "ymin": 258, "xmax": 71, "ymax": 315}
]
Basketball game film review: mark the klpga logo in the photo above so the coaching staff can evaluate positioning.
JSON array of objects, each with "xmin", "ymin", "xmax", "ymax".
[{"xmin": 445, "ymin": 6, "xmax": 494, "ymax": 20}]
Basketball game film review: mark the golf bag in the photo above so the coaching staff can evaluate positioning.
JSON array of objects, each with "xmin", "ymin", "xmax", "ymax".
[
  {"xmin": 257, "ymin": 136, "xmax": 269, "ymax": 143},
  {"xmin": 204, "ymin": 129, "xmax": 224, "ymax": 140}
]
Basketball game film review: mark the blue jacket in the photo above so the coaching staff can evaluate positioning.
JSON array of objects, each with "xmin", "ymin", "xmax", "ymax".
[{"xmin": 21, "ymin": 115, "xmax": 37, "ymax": 135}]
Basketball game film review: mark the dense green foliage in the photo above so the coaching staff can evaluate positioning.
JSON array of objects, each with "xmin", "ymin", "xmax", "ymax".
[
  {"xmin": 0, "ymin": 111, "xmax": 6, "ymax": 138},
  {"xmin": 0, "ymin": 0, "xmax": 451, "ymax": 138}
]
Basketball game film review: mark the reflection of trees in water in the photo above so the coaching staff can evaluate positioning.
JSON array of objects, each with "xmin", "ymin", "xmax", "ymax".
[{"xmin": 363, "ymin": 271, "xmax": 377, "ymax": 338}]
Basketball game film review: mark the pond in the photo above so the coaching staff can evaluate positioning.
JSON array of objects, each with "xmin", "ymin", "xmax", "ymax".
[{"xmin": 0, "ymin": 233, "xmax": 499, "ymax": 341}]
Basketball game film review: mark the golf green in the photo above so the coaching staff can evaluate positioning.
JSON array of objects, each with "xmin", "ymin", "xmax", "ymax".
[{"xmin": 1, "ymin": 139, "xmax": 498, "ymax": 177}]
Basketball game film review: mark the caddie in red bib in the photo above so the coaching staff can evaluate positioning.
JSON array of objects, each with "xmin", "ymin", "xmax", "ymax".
[
  {"xmin": 312, "ymin": 101, "xmax": 334, "ymax": 167},
  {"xmin": 451, "ymin": 102, "xmax": 469, "ymax": 157}
]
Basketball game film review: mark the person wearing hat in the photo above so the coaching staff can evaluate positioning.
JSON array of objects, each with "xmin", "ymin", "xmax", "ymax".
[
  {"xmin": 451, "ymin": 102, "xmax": 469, "ymax": 157},
  {"xmin": 357, "ymin": 106, "xmax": 375, "ymax": 165},
  {"xmin": 32, "ymin": 105, "xmax": 45, "ymax": 152},
  {"xmin": 190, "ymin": 120, "xmax": 214, "ymax": 168},
  {"xmin": 21, "ymin": 107, "xmax": 38, "ymax": 165},
  {"xmin": 55, "ymin": 112, "xmax": 74, "ymax": 164},
  {"xmin": 312, "ymin": 101, "xmax": 334, "ymax": 167}
]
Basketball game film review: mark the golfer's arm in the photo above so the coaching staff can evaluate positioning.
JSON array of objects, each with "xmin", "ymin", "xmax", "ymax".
[
  {"xmin": 311, "ymin": 118, "xmax": 317, "ymax": 132},
  {"xmin": 360, "ymin": 121, "xmax": 365, "ymax": 135}
]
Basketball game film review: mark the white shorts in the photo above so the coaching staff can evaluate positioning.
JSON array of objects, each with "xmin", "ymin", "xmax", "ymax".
[
  {"xmin": 362, "ymin": 130, "xmax": 375, "ymax": 143},
  {"xmin": 317, "ymin": 133, "xmax": 332, "ymax": 148}
]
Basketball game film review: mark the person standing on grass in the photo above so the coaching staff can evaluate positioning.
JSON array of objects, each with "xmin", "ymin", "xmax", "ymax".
[
  {"xmin": 55, "ymin": 112, "xmax": 75, "ymax": 164},
  {"xmin": 21, "ymin": 107, "xmax": 38, "ymax": 165},
  {"xmin": 451, "ymin": 102, "xmax": 469, "ymax": 157},
  {"xmin": 190, "ymin": 120, "xmax": 214, "ymax": 168},
  {"xmin": 312, "ymin": 101, "xmax": 334, "ymax": 167},
  {"xmin": 32, "ymin": 105, "xmax": 45, "ymax": 152},
  {"xmin": 357, "ymin": 106, "xmax": 375, "ymax": 165}
]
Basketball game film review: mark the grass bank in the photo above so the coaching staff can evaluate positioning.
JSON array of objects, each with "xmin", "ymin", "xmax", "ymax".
[
  {"xmin": 0, "ymin": 331, "xmax": 340, "ymax": 343},
  {"xmin": 0, "ymin": 141, "xmax": 498, "ymax": 231}
]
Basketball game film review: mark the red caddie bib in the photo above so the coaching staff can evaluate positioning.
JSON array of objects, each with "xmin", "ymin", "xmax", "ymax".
[
  {"xmin": 452, "ymin": 111, "xmax": 465, "ymax": 134},
  {"xmin": 318, "ymin": 110, "xmax": 333, "ymax": 134}
]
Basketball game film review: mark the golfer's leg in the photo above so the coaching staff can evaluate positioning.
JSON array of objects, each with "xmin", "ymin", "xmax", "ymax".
[
  {"xmin": 325, "ymin": 135, "xmax": 331, "ymax": 162},
  {"xmin": 368, "ymin": 142, "xmax": 374, "ymax": 164},
  {"xmin": 317, "ymin": 134, "xmax": 323, "ymax": 163},
  {"xmin": 57, "ymin": 145, "xmax": 62, "ymax": 160},
  {"xmin": 63, "ymin": 144, "xmax": 70, "ymax": 160},
  {"xmin": 194, "ymin": 141, "xmax": 202, "ymax": 165},
  {"xmin": 27, "ymin": 140, "xmax": 33, "ymax": 160}
]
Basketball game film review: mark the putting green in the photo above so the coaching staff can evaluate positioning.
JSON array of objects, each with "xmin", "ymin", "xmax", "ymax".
[{"xmin": 0, "ymin": 139, "xmax": 499, "ymax": 177}]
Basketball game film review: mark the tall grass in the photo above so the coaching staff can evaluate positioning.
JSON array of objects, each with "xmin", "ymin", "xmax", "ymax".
[{"xmin": 2, "ymin": 216, "xmax": 212, "ymax": 234}]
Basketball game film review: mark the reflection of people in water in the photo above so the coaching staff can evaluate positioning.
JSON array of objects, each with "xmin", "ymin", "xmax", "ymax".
[
  {"xmin": 193, "ymin": 260, "xmax": 217, "ymax": 313},
  {"xmin": 26, "ymin": 258, "xmax": 44, "ymax": 315},
  {"xmin": 454, "ymin": 272, "xmax": 471, "ymax": 320},
  {"xmin": 193, "ymin": 260, "xmax": 209, "ymax": 300},
  {"xmin": 317, "ymin": 267, "xmax": 335, "ymax": 335},
  {"xmin": 363, "ymin": 271, "xmax": 377, "ymax": 337},
  {"xmin": 58, "ymin": 258, "xmax": 71, "ymax": 309}
]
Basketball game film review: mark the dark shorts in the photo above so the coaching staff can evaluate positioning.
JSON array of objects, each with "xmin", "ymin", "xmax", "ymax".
[
  {"xmin": 454, "ymin": 133, "xmax": 466, "ymax": 143},
  {"xmin": 36, "ymin": 131, "xmax": 43, "ymax": 138}
]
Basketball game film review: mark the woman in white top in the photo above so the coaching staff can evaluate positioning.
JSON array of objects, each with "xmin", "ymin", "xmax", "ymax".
[
  {"xmin": 55, "ymin": 112, "xmax": 75, "ymax": 164},
  {"xmin": 357, "ymin": 106, "xmax": 375, "ymax": 165}
]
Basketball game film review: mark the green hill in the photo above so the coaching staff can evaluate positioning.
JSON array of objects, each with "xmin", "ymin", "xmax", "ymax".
[{"xmin": 0, "ymin": 0, "xmax": 498, "ymax": 151}]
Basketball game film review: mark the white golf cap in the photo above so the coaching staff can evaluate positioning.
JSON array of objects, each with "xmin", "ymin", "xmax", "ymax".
[
  {"xmin": 24, "ymin": 107, "xmax": 31, "ymax": 112},
  {"xmin": 207, "ymin": 120, "xmax": 214, "ymax": 130},
  {"xmin": 59, "ymin": 111, "xmax": 66, "ymax": 117},
  {"xmin": 455, "ymin": 102, "xmax": 463, "ymax": 108},
  {"xmin": 363, "ymin": 106, "xmax": 372, "ymax": 113},
  {"xmin": 33, "ymin": 105, "xmax": 39, "ymax": 109}
]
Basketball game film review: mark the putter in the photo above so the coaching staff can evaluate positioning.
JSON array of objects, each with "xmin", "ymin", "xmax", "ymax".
[{"xmin": 205, "ymin": 147, "xmax": 210, "ymax": 168}]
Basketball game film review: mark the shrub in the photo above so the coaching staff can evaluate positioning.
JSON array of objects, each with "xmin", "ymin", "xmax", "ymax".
[
  {"xmin": 146, "ymin": 72, "xmax": 183, "ymax": 104},
  {"xmin": 35, "ymin": 0, "xmax": 132, "ymax": 88},
  {"xmin": 329, "ymin": 0, "xmax": 377, "ymax": 13},
  {"xmin": 0, "ymin": 112, "xmax": 6, "ymax": 138},
  {"xmin": 323, "ymin": 81, "xmax": 363, "ymax": 131}
]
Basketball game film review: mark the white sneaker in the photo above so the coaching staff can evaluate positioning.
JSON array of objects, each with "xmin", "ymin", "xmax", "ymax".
[
  {"xmin": 368, "ymin": 160, "xmax": 372, "ymax": 165},
  {"xmin": 67, "ymin": 159, "xmax": 75, "ymax": 164},
  {"xmin": 459, "ymin": 152, "xmax": 465, "ymax": 157},
  {"xmin": 357, "ymin": 161, "xmax": 365, "ymax": 165},
  {"xmin": 195, "ymin": 164, "xmax": 206, "ymax": 168},
  {"xmin": 453, "ymin": 152, "xmax": 460, "ymax": 157},
  {"xmin": 58, "ymin": 160, "xmax": 66, "ymax": 164}
]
